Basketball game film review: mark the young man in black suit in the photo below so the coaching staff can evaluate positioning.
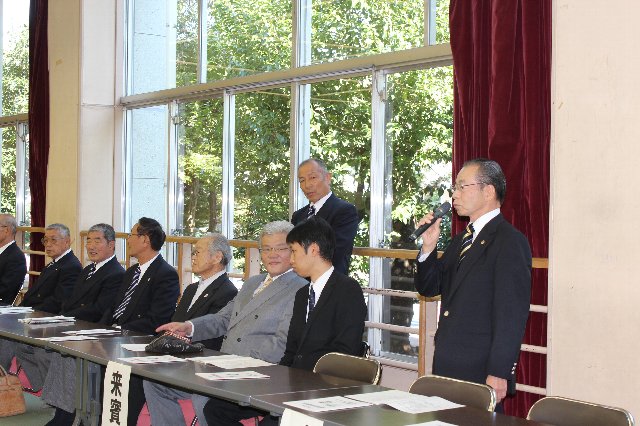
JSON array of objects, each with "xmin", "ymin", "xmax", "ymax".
[
  {"xmin": 414, "ymin": 158, "xmax": 531, "ymax": 408},
  {"xmin": 44, "ymin": 218, "xmax": 181, "ymax": 426},
  {"xmin": 291, "ymin": 158, "xmax": 360, "ymax": 274},
  {"xmin": 0, "ymin": 214, "xmax": 27, "ymax": 305}
]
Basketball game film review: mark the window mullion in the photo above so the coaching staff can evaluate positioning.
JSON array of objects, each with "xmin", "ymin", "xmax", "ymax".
[{"xmin": 221, "ymin": 91, "xmax": 235, "ymax": 240}]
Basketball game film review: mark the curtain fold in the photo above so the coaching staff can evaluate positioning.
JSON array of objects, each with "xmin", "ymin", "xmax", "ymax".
[
  {"xmin": 449, "ymin": 0, "xmax": 551, "ymax": 417},
  {"xmin": 27, "ymin": 0, "xmax": 50, "ymax": 284}
]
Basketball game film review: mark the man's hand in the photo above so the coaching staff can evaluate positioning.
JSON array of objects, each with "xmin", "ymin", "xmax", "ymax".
[
  {"xmin": 486, "ymin": 375, "xmax": 507, "ymax": 403},
  {"xmin": 416, "ymin": 213, "xmax": 442, "ymax": 255},
  {"xmin": 156, "ymin": 321, "xmax": 192, "ymax": 337}
]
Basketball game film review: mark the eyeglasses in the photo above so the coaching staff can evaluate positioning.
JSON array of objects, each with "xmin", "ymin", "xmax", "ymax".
[
  {"xmin": 259, "ymin": 247, "xmax": 290, "ymax": 254},
  {"xmin": 127, "ymin": 233, "xmax": 145, "ymax": 239},
  {"xmin": 451, "ymin": 182, "xmax": 485, "ymax": 192},
  {"xmin": 41, "ymin": 237, "xmax": 63, "ymax": 245}
]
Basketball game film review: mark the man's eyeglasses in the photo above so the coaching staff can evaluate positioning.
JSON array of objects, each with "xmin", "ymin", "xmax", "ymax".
[
  {"xmin": 451, "ymin": 182, "xmax": 485, "ymax": 192},
  {"xmin": 127, "ymin": 233, "xmax": 145, "ymax": 239},
  {"xmin": 259, "ymin": 247, "xmax": 290, "ymax": 254},
  {"xmin": 41, "ymin": 237, "xmax": 63, "ymax": 245}
]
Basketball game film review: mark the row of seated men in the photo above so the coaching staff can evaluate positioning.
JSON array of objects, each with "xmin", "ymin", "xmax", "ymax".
[{"xmin": 0, "ymin": 217, "xmax": 365, "ymax": 425}]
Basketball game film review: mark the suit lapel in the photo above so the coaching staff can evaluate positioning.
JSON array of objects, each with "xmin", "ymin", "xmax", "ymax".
[
  {"xmin": 298, "ymin": 271, "xmax": 337, "ymax": 346},
  {"xmin": 187, "ymin": 274, "xmax": 227, "ymax": 316},
  {"xmin": 231, "ymin": 273, "xmax": 279, "ymax": 326},
  {"xmin": 174, "ymin": 283, "xmax": 196, "ymax": 320},
  {"xmin": 448, "ymin": 215, "xmax": 503, "ymax": 304},
  {"xmin": 120, "ymin": 256, "xmax": 160, "ymax": 321},
  {"xmin": 316, "ymin": 193, "xmax": 336, "ymax": 219}
]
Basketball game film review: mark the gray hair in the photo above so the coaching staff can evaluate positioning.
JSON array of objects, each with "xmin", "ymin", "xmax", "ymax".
[
  {"xmin": 463, "ymin": 158, "xmax": 507, "ymax": 204},
  {"xmin": 260, "ymin": 221, "xmax": 294, "ymax": 246},
  {"xmin": 0, "ymin": 214, "xmax": 17, "ymax": 236},
  {"xmin": 202, "ymin": 233, "xmax": 231, "ymax": 267},
  {"xmin": 298, "ymin": 158, "xmax": 329, "ymax": 175},
  {"xmin": 88, "ymin": 223, "xmax": 116, "ymax": 242},
  {"xmin": 46, "ymin": 223, "xmax": 71, "ymax": 238}
]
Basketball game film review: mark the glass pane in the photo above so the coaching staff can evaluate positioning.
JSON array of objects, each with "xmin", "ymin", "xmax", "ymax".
[
  {"xmin": 1, "ymin": 0, "xmax": 30, "ymax": 114},
  {"xmin": 233, "ymin": 87, "xmax": 291, "ymax": 242},
  {"xmin": 128, "ymin": 0, "xmax": 197, "ymax": 94},
  {"xmin": 177, "ymin": 99, "xmax": 224, "ymax": 236},
  {"xmin": 1, "ymin": 126, "xmax": 17, "ymax": 214},
  {"xmin": 206, "ymin": 0, "xmax": 292, "ymax": 81},
  {"xmin": 127, "ymin": 105, "xmax": 169, "ymax": 229},
  {"xmin": 312, "ymin": 0, "xmax": 424, "ymax": 64},
  {"xmin": 380, "ymin": 293, "xmax": 420, "ymax": 359},
  {"xmin": 308, "ymin": 76, "xmax": 371, "ymax": 282},
  {"xmin": 386, "ymin": 66, "xmax": 454, "ymax": 251},
  {"xmin": 20, "ymin": 124, "xmax": 30, "ymax": 225},
  {"xmin": 434, "ymin": 0, "xmax": 451, "ymax": 44}
]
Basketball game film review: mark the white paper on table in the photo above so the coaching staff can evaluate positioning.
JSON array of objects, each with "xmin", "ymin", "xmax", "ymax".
[
  {"xmin": 284, "ymin": 396, "xmax": 373, "ymax": 413},
  {"xmin": 18, "ymin": 315, "xmax": 75, "ymax": 324},
  {"xmin": 117, "ymin": 355, "xmax": 187, "ymax": 364},
  {"xmin": 120, "ymin": 344, "xmax": 149, "ymax": 352},
  {"xmin": 0, "ymin": 307, "xmax": 33, "ymax": 314},
  {"xmin": 404, "ymin": 422, "xmax": 458, "ymax": 426},
  {"xmin": 280, "ymin": 409, "xmax": 324, "ymax": 426},
  {"xmin": 195, "ymin": 371, "xmax": 270, "ymax": 381},
  {"xmin": 37, "ymin": 335, "xmax": 99, "ymax": 342},
  {"xmin": 191, "ymin": 354, "xmax": 273, "ymax": 369},
  {"xmin": 63, "ymin": 329, "xmax": 120, "ymax": 336},
  {"xmin": 345, "ymin": 389, "xmax": 414, "ymax": 404},
  {"xmin": 385, "ymin": 396, "xmax": 463, "ymax": 414}
]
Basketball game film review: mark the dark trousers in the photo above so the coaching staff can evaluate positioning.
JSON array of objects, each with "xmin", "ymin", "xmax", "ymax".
[{"xmin": 203, "ymin": 397, "xmax": 278, "ymax": 426}]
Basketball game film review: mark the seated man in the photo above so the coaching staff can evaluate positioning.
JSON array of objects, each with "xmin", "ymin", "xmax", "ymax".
[
  {"xmin": 0, "ymin": 213, "xmax": 27, "ymax": 305},
  {"xmin": 0, "ymin": 223, "xmax": 82, "ymax": 371},
  {"xmin": 144, "ymin": 221, "xmax": 307, "ymax": 426},
  {"xmin": 201, "ymin": 215, "xmax": 367, "ymax": 425},
  {"xmin": 15, "ymin": 223, "xmax": 125, "ymax": 392},
  {"xmin": 43, "ymin": 217, "xmax": 180, "ymax": 426}
]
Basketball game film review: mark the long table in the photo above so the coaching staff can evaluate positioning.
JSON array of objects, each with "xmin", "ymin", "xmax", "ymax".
[{"xmin": 0, "ymin": 310, "xmax": 550, "ymax": 426}]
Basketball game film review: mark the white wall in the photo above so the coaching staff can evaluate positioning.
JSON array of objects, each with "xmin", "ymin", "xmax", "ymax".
[{"xmin": 550, "ymin": 0, "xmax": 640, "ymax": 419}]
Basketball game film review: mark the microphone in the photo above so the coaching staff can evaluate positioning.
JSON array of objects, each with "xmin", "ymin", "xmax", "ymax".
[{"xmin": 408, "ymin": 201, "xmax": 451, "ymax": 242}]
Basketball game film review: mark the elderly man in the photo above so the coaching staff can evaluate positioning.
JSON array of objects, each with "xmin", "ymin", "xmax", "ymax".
[
  {"xmin": 144, "ymin": 220, "xmax": 307, "ymax": 426},
  {"xmin": 44, "ymin": 218, "xmax": 180, "ymax": 426},
  {"xmin": 0, "ymin": 214, "xmax": 27, "ymax": 305},
  {"xmin": 414, "ymin": 158, "xmax": 531, "ymax": 408},
  {"xmin": 291, "ymin": 158, "xmax": 359, "ymax": 274}
]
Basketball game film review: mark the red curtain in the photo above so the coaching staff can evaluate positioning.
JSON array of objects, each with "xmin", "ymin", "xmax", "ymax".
[
  {"xmin": 27, "ymin": 0, "xmax": 50, "ymax": 283},
  {"xmin": 449, "ymin": 0, "xmax": 550, "ymax": 418}
]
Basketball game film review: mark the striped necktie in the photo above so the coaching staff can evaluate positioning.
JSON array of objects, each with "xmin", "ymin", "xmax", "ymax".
[
  {"xmin": 458, "ymin": 223, "xmax": 475, "ymax": 265},
  {"xmin": 85, "ymin": 263, "xmax": 96, "ymax": 281},
  {"xmin": 307, "ymin": 205, "xmax": 316, "ymax": 218},
  {"xmin": 308, "ymin": 284, "xmax": 316, "ymax": 318},
  {"xmin": 113, "ymin": 266, "xmax": 141, "ymax": 320}
]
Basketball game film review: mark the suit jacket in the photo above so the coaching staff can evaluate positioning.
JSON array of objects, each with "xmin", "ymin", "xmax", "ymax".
[
  {"xmin": 20, "ymin": 251, "xmax": 82, "ymax": 314},
  {"xmin": 291, "ymin": 193, "xmax": 359, "ymax": 274},
  {"xmin": 280, "ymin": 270, "xmax": 367, "ymax": 371},
  {"xmin": 0, "ymin": 241, "xmax": 27, "ymax": 304},
  {"xmin": 414, "ymin": 213, "xmax": 531, "ymax": 387},
  {"xmin": 191, "ymin": 270, "xmax": 307, "ymax": 363},
  {"xmin": 173, "ymin": 273, "xmax": 238, "ymax": 350},
  {"xmin": 62, "ymin": 257, "xmax": 125, "ymax": 322},
  {"xmin": 101, "ymin": 255, "xmax": 179, "ymax": 335}
]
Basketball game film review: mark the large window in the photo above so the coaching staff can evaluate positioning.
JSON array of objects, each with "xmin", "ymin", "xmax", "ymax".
[{"xmin": 123, "ymin": 0, "xmax": 453, "ymax": 363}]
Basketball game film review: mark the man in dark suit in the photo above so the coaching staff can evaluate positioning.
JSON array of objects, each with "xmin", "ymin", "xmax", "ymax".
[
  {"xmin": 43, "ymin": 218, "xmax": 180, "ymax": 426},
  {"xmin": 0, "ymin": 223, "xmax": 82, "ymax": 371},
  {"xmin": 0, "ymin": 214, "xmax": 27, "ymax": 305},
  {"xmin": 20, "ymin": 223, "xmax": 82, "ymax": 313},
  {"xmin": 414, "ymin": 158, "xmax": 531, "ymax": 407},
  {"xmin": 291, "ymin": 158, "xmax": 359, "ymax": 274},
  {"xmin": 14, "ymin": 223, "xmax": 125, "ymax": 393},
  {"xmin": 280, "ymin": 215, "xmax": 367, "ymax": 370}
]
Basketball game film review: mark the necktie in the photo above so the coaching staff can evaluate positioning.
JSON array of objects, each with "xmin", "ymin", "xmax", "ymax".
[
  {"xmin": 307, "ymin": 205, "xmax": 316, "ymax": 218},
  {"xmin": 254, "ymin": 276, "xmax": 273, "ymax": 296},
  {"xmin": 113, "ymin": 266, "xmax": 141, "ymax": 320},
  {"xmin": 85, "ymin": 263, "xmax": 96, "ymax": 281},
  {"xmin": 308, "ymin": 284, "xmax": 316, "ymax": 316},
  {"xmin": 458, "ymin": 223, "xmax": 475, "ymax": 265}
]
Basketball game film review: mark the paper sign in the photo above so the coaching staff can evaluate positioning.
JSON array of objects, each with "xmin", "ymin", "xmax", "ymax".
[{"xmin": 101, "ymin": 361, "xmax": 131, "ymax": 426}]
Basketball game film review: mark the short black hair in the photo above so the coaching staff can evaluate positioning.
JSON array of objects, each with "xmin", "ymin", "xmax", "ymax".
[
  {"xmin": 286, "ymin": 215, "xmax": 335, "ymax": 263},
  {"xmin": 463, "ymin": 158, "xmax": 507, "ymax": 204},
  {"xmin": 136, "ymin": 217, "xmax": 166, "ymax": 251}
]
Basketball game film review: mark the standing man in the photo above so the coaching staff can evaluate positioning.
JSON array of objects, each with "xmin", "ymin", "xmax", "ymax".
[
  {"xmin": 414, "ymin": 158, "xmax": 531, "ymax": 406},
  {"xmin": 0, "ymin": 214, "xmax": 27, "ymax": 305},
  {"xmin": 145, "ymin": 221, "xmax": 307, "ymax": 426},
  {"xmin": 20, "ymin": 223, "xmax": 82, "ymax": 313},
  {"xmin": 43, "ymin": 218, "xmax": 180, "ymax": 426},
  {"xmin": 291, "ymin": 158, "xmax": 359, "ymax": 274}
]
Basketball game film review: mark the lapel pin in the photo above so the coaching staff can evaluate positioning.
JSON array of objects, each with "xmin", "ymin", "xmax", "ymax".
[
  {"xmin": 204, "ymin": 294, "xmax": 208, "ymax": 298},
  {"xmin": 481, "ymin": 240, "xmax": 485, "ymax": 245}
]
